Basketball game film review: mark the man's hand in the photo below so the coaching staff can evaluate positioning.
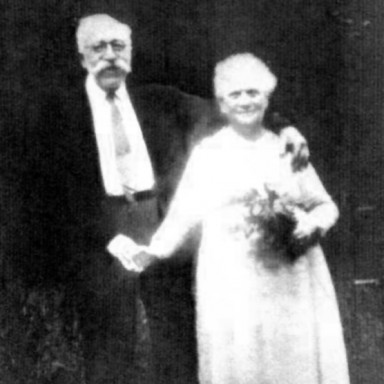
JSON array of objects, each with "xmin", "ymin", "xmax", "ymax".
[
  {"xmin": 107, "ymin": 234, "xmax": 158, "ymax": 272},
  {"xmin": 132, "ymin": 251, "xmax": 158, "ymax": 272},
  {"xmin": 279, "ymin": 126, "xmax": 310, "ymax": 171},
  {"xmin": 107, "ymin": 234, "xmax": 145, "ymax": 272}
]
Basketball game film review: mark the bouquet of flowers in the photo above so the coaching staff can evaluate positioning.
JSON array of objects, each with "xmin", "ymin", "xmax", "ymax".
[{"xmin": 238, "ymin": 185, "xmax": 317, "ymax": 261}]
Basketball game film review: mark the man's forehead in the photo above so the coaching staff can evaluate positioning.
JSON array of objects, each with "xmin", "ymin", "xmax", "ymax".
[
  {"xmin": 86, "ymin": 27, "xmax": 130, "ymax": 44},
  {"xmin": 78, "ymin": 14, "xmax": 131, "ymax": 48}
]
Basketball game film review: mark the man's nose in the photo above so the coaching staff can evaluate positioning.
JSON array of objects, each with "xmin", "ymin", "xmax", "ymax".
[{"xmin": 103, "ymin": 44, "xmax": 117, "ymax": 60}]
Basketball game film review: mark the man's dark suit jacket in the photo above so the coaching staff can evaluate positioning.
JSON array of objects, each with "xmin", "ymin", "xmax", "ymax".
[
  {"xmin": 29, "ymin": 81, "xmax": 211, "ymax": 273},
  {"xmin": 24, "ymin": 80, "xmax": 212, "ymax": 384}
]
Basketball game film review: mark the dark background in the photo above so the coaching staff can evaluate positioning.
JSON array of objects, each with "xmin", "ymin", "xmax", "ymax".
[{"xmin": 0, "ymin": 0, "xmax": 384, "ymax": 383}]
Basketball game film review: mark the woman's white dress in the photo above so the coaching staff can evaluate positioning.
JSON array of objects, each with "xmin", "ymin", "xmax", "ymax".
[{"xmin": 149, "ymin": 127, "xmax": 350, "ymax": 384}]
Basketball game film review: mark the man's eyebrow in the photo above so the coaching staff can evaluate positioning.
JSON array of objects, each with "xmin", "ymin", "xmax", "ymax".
[
  {"xmin": 88, "ymin": 39, "xmax": 127, "ymax": 47},
  {"xmin": 111, "ymin": 40, "xmax": 127, "ymax": 45}
]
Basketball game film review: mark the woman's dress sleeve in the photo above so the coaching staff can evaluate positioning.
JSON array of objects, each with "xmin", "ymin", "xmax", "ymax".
[
  {"xmin": 148, "ymin": 143, "xmax": 209, "ymax": 258},
  {"xmin": 295, "ymin": 163, "xmax": 339, "ymax": 236}
]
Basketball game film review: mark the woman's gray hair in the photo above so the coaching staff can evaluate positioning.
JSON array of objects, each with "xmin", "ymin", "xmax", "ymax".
[{"xmin": 214, "ymin": 53, "xmax": 277, "ymax": 98}]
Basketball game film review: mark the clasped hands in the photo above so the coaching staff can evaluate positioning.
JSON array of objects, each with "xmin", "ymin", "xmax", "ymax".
[{"xmin": 107, "ymin": 234, "xmax": 157, "ymax": 273}]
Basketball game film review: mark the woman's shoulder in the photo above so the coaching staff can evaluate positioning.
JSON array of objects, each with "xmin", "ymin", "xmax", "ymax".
[
  {"xmin": 253, "ymin": 129, "xmax": 281, "ymax": 156},
  {"xmin": 262, "ymin": 129, "xmax": 280, "ymax": 143},
  {"xmin": 194, "ymin": 126, "xmax": 280, "ymax": 149},
  {"xmin": 195, "ymin": 126, "xmax": 230, "ymax": 148},
  {"xmin": 186, "ymin": 128, "xmax": 231, "ymax": 167}
]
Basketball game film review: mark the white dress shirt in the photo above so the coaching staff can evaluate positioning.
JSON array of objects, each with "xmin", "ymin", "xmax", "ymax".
[{"xmin": 86, "ymin": 75, "xmax": 155, "ymax": 196}]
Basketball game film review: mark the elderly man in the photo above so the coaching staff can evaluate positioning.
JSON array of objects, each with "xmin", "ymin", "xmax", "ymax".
[{"xmin": 31, "ymin": 13, "xmax": 309, "ymax": 384}]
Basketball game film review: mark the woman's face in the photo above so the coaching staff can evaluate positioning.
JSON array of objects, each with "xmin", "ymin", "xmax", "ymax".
[{"xmin": 219, "ymin": 87, "xmax": 269, "ymax": 129}]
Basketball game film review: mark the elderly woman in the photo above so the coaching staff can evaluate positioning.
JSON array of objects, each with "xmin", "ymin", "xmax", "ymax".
[{"xmin": 122, "ymin": 53, "xmax": 350, "ymax": 384}]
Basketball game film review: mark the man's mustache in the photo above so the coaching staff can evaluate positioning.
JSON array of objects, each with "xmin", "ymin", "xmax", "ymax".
[{"xmin": 93, "ymin": 59, "xmax": 131, "ymax": 75}]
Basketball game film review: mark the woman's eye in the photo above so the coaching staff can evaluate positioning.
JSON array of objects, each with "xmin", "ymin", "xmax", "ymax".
[
  {"xmin": 230, "ymin": 92, "xmax": 241, "ymax": 99},
  {"xmin": 247, "ymin": 90, "xmax": 259, "ymax": 97}
]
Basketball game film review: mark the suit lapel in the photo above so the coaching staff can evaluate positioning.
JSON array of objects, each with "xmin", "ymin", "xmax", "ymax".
[
  {"xmin": 129, "ymin": 87, "xmax": 159, "ymax": 180},
  {"xmin": 65, "ymin": 85, "xmax": 105, "ymax": 197}
]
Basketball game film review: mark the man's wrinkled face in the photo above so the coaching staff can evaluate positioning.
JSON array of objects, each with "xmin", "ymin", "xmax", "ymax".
[{"xmin": 80, "ymin": 25, "xmax": 132, "ymax": 92}]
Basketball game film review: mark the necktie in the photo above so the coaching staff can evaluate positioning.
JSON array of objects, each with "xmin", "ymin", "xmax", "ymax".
[{"xmin": 106, "ymin": 91, "xmax": 130, "ymax": 157}]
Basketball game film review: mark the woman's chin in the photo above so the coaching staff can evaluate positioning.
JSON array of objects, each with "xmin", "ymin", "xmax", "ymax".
[{"xmin": 232, "ymin": 112, "xmax": 263, "ymax": 127}]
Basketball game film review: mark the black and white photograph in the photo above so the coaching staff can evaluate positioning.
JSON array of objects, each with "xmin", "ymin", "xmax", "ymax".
[{"xmin": 0, "ymin": 1, "xmax": 383, "ymax": 383}]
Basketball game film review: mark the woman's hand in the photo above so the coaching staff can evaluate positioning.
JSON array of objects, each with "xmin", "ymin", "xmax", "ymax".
[
  {"xmin": 279, "ymin": 126, "xmax": 310, "ymax": 171},
  {"xmin": 292, "ymin": 209, "xmax": 319, "ymax": 242}
]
